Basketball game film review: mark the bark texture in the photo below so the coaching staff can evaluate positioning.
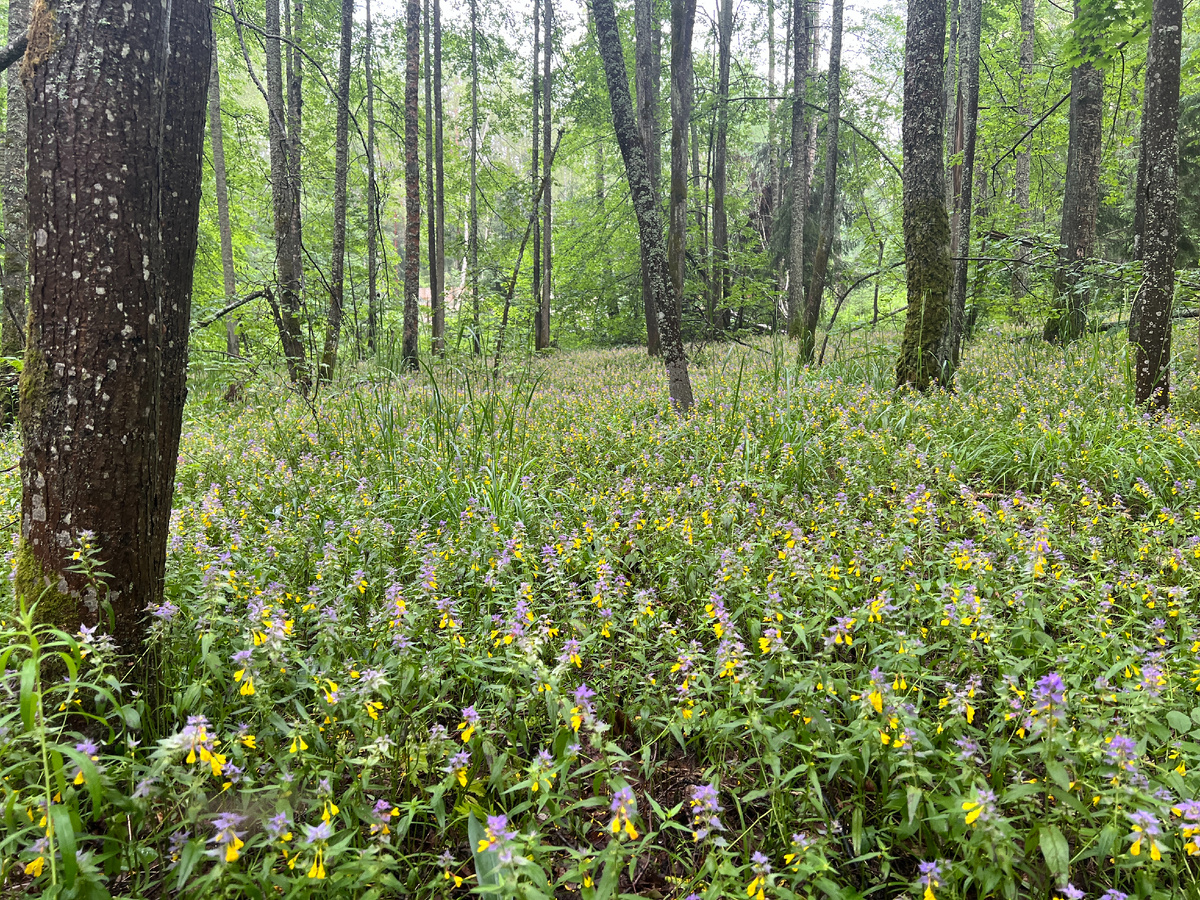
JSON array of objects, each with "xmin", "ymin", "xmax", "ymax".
[
  {"xmin": 635, "ymin": 0, "xmax": 662, "ymax": 354},
  {"xmin": 469, "ymin": 0, "xmax": 480, "ymax": 353},
  {"xmin": 2, "ymin": 0, "xmax": 29, "ymax": 387},
  {"xmin": 433, "ymin": 0, "xmax": 446, "ymax": 355},
  {"xmin": 711, "ymin": 0, "xmax": 733, "ymax": 332},
  {"xmin": 786, "ymin": 0, "xmax": 810, "ymax": 337},
  {"xmin": 20, "ymin": 0, "xmax": 210, "ymax": 657},
  {"xmin": 369, "ymin": 0, "xmax": 381, "ymax": 354},
  {"xmin": 209, "ymin": 45, "xmax": 240, "ymax": 357},
  {"xmin": 593, "ymin": 0, "xmax": 693, "ymax": 412},
  {"xmin": 667, "ymin": 0, "xmax": 696, "ymax": 334},
  {"xmin": 320, "ymin": 0, "xmax": 354, "ymax": 382},
  {"xmin": 895, "ymin": 0, "xmax": 951, "ymax": 390},
  {"xmin": 539, "ymin": 0, "xmax": 552, "ymax": 351},
  {"xmin": 1130, "ymin": 0, "xmax": 1182, "ymax": 407},
  {"xmin": 801, "ymin": 0, "xmax": 843, "ymax": 362},
  {"xmin": 404, "ymin": 0, "xmax": 422, "ymax": 369}
]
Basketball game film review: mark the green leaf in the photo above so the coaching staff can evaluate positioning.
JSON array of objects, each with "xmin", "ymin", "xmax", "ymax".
[
  {"xmin": 19, "ymin": 658, "xmax": 37, "ymax": 732},
  {"xmin": 1167, "ymin": 710, "xmax": 1192, "ymax": 732},
  {"xmin": 50, "ymin": 804, "xmax": 77, "ymax": 888},
  {"xmin": 1039, "ymin": 824, "xmax": 1069, "ymax": 881},
  {"xmin": 467, "ymin": 812, "xmax": 500, "ymax": 888},
  {"xmin": 906, "ymin": 786, "xmax": 922, "ymax": 824},
  {"xmin": 174, "ymin": 838, "xmax": 204, "ymax": 891}
]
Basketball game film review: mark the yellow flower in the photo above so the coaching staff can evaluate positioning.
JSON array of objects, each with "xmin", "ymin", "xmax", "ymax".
[
  {"xmin": 289, "ymin": 735, "xmax": 308, "ymax": 754},
  {"xmin": 225, "ymin": 835, "xmax": 245, "ymax": 862},
  {"xmin": 24, "ymin": 856, "xmax": 45, "ymax": 877},
  {"xmin": 308, "ymin": 848, "xmax": 326, "ymax": 879},
  {"xmin": 962, "ymin": 800, "xmax": 983, "ymax": 826}
]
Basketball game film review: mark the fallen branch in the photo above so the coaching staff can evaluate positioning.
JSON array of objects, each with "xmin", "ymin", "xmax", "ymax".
[
  {"xmin": 190, "ymin": 289, "xmax": 270, "ymax": 334},
  {"xmin": 0, "ymin": 35, "xmax": 27, "ymax": 74}
]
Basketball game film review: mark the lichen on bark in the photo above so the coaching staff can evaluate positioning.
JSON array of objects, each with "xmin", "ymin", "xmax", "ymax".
[{"xmin": 896, "ymin": 197, "xmax": 951, "ymax": 390}]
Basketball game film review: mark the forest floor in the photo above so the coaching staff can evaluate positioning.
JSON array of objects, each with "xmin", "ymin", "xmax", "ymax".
[{"xmin": 5, "ymin": 327, "xmax": 1200, "ymax": 899}]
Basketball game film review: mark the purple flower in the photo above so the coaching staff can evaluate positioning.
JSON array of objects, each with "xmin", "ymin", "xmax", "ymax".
[
  {"xmin": 918, "ymin": 860, "xmax": 943, "ymax": 891},
  {"xmin": 689, "ymin": 783, "xmax": 724, "ymax": 842},
  {"xmin": 1106, "ymin": 734, "xmax": 1138, "ymax": 772},
  {"xmin": 303, "ymin": 820, "xmax": 333, "ymax": 844},
  {"xmin": 264, "ymin": 811, "xmax": 292, "ymax": 842},
  {"xmin": 1059, "ymin": 885, "xmax": 1085, "ymax": 900}
]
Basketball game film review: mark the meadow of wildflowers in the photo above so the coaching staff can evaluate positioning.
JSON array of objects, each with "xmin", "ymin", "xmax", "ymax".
[{"xmin": 3, "ymin": 329, "xmax": 1200, "ymax": 899}]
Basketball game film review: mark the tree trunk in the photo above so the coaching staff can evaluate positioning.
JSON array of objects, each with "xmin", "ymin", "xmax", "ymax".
[
  {"xmin": 668, "ymin": 0, "xmax": 696, "ymax": 337},
  {"xmin": 593, "ymin": 0, "xmax": 693, "ymax": 412},
  {"xmin": 469, "ymin": 0, "xmax": 481, "ymax": 353},
  {"xmin": 404, "ymin": 0, "xmax": 422, "ymax": 369},
  {"xmin": 539, "ymin": 0, "xmax": 553, "ymax": 351},
  {"xmin": 287, "ymin": 1, "xmax": 306, "ymax": 313},
  {"xmin": 895, "ymin": 0, "xmax": 951, "ymax": 389},
  {"xmin": 786, "ymin": 0, "xmax": 810, "ymax": 338},
  {"xmin": 711, "ymin": 0, "xmax": 733, "ymax": 333},
  {"xmin": 766, "ymin": 0, "xmax": 778, "ymax": 245},
  {"xmin": 20, "ymin": 0, "xmax": 210, "ymax": 658},
  {"xmin": 1, "ymin": 0, "xmax": 29, "ymax": 409},
  {"xmin": 368, "ymin": 0, "xmax": 381, "ymax": 354},
  {"xmin": 802, "ymin": 0, "xmax": 843, "ymax": 362},
  {"xmin": 434, "ymin": 0, "xmax": 446, "ymax": 355},
  {"xmin": 1130, "ymin": 0, "xmax": 1181, "ymax": 407},
  {"xmin": 209, "ymin": 41, "xmax": 240, "ymax": 358},
  {"xmin": 265, "ymin": 0, "xmax": 308, "ymax": 384},
  {"xmin": 320, "ymin": 0, "xmax": 354, "ymax": 383},
  {"xmin": 942, "ymin": 0, "xmax": 980, "ymax": 370},
  {"xmin": 943, "ymin": 0, "xmax": 959, "ymax": 213},
  {"xmin": 532, "ymin": 0, "xmax": 541, "ymax": 357},
  {"xmin": 1012, "ymin": 0, "xmax": 1034, "ymax": 301},
  {"xmin": 1046, "ymin": 1, "xmax": 1103, "ymax": 343},
  {"xmin": 421, "ymin": 0, "xmax": 437, "ymax": 359},
  {"xmin": 635, "ymin": 0, "xmax": 662, "ymax": 354}
]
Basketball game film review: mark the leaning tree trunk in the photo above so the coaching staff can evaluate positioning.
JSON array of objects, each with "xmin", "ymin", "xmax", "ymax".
[
  {"xmin": 711, "ymin": 0, "xmax": 733, "ymax": 333},
  {"xmin": 1012, "ymin": 0, "xmax": 1035, "ymax": 302},
  {"xmin": 320, "ymin": 0, "xmax": 354, "ymax": 383},
  {"xmin": 265, "ymin": 0, "xmax": 308, "ymax": 384},
  {"xmin": 19, "ymin": 0, "xmax": 210, "ymax": 659},
  {"xmin": 635, "ymin": 0, "xmax": 663, "ymax": 354},
  {"xmin": 786, "ymin": 0, "xmax": 811, "ymax": 337},
  {"xmin": 668, "ymin": 0, "xmax": 697, "ymax": 330},
  {"xmin": 1130, "ymin": 0, "xmax": 1182, "ymax": 407},
  {"xmin": 368, "ymin": 0, "xmax": 381, "ymax": 354},
  {"xmin": 539, "ymin": 0, "xmax": 553, "ymax": 351},
  {"xmin": 593, "ymin": 0, "xmax": 694, "ymax": 412},
  {"xmin": 941, "ymin": 0, "xmax": 980, "ymax": 371},
  {"xmin": 894, "ymin": 0, "xmax": 951, "ymax": 390},
  {"xmin": 801, "ymin": 0, "xmax": 843, "ymax": 363},
  {"xmin": 1, "ymin": 0, "xmax": 30, "ymax": 416},
  {"xmin": 403, "ymin": 0, "xmax": 422, "ymax": 369},
  {"xmin": 209, "ymin": 45, "xmax": 241, "ymax": 358},
  {"xmin": 433, "ymin": 0, "xmax": 446, "ymax": 355}
]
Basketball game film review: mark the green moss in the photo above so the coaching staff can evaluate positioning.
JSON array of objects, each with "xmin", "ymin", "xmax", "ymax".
[
  {"xmin": 896, "ymin": 197, "xmax": 952, "ymax": 390},
  {"xmin": 18, "ymin": 318, "xmax": 47, "ymax": 429},
  {"xmin": 12, "ymin": 539, "xmax": 77, "ymax": 633}
]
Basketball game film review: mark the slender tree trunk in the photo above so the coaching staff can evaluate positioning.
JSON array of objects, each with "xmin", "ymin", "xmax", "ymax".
[
  {"xmin": 532, "ymin": 0, "xmax": 541, "ymax": 356},
  {"xmin": 320, "ymin": 0, "xmax": 354, "ymax": 382},
  {"xmin": 635, "ymin": 0, "xmax": 663, "ymax": 354},
  {"xmin": 469, "ymin": 0, "xmax": 481, "ymax": 353},
  {"xmin": 943, "ymin": 0, "xmax": 959, "ymax": 212},
  {"xmin": 668, "ymin": 0, "xmax": 697, "ymax": 337},
  {"xmin": 1012, "ymin": 0, "xmax": 1034, "ymax": 301},
  {"xmin": 942, "ymin": 0, "xmax": 980, "ymax": 370},
  {"xmin": 209, "ymin": 43, "xmax": 240, "ymax": 358},
  {"xmin": 593, "ymin": 0, "xmax": 694, "ymax": 412},
  {"xmin": 434, "ymin": 0, "xmax": 446, "ymax": 354},
  {"xmin": 711, "ymin": 0, "xmax": 733, "ymax": 333},
  {"xmin": 20, "ymin": 0, "xmax": 210, "ymax": 657},
  {"xmin": 265, "ymin": 0, "xmax": 308, "ymax": 384},
  {"xmin": 539, "ymin": 0, "xmax": 553, "ymax": 351},
  {"xmin": 895, "ymin": 0, "xmax": 951, "ymax": 389},
  {"xmin": 691, "ymin": 115, "xmax": 704, "ymax": 319},
  {"xmin": 766, "ymin": 0, "xmax": 779, "ymax": 244},
  {"xmin": 802, "ymin": 0, "xmax": 843, "ymax": 362},
  {"xmin": 872, "ymin": 239, "xmax": 883, "ymax": 324},
  {"xmin": 368, "ymin": 0, "xmax": 381, "ymax": 354},
  {"xmin": 786, "ymin": 0, "xmax": 811, "ymax": 337},
  {"xmin": 1130, "ymin": 0, "xmax": 1181, "ymax": 407},
  {"xmin": 1, "ymin": 0, "xmax": 29, "ymax": 410},
  {"xmin": 423, "ymin": 0, "xmax": 437, "ymax": 357},
  {"xmin": 1046, "ymin": 0, "xmax": 1103, "ymax": 343},
  {"xmin": 404, "ymin": 0, "xmax": 422, "ymax": 368},
  {"xmin": 287, "ymin": 2, "xmax": 305, "ymax": 299}
]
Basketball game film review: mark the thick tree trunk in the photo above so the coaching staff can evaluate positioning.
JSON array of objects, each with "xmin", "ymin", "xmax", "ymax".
[
  {"xmin": 20, "ymin": 0, "xmax": 210, "ymax": 657},
  {"xmin": 1, "ymin": 0, "xmax": 29, "ymax": 397},
  {"xmin": 1012, "ymin": 0, "xmax": 1034, "ymax": 301},
  {"xmin": 895, "ymin": 0, "xmax": 951, "ymax": 389},
  {"xmin": 801, "ymin": 0, "xmax": 843, "ymax": 362},
  {"xmin": 404, "ymin": 0, "xmax": 422, "ymax": 369},
  {"xmin": 711, "ymin": 0, "xmax": 733, "ymax": 333},
  {"xmin": 369, "ymin": 0, "xmax": 381, "ymax": 354},
  {"xmin": 593, "ymin": 0, "xmax": 693, "ymax": 412},
  {"xmin": 469, "ymin": 0, "xmax": 480, "ymax": 353},
  {"xmin": 668, "ymin": 0, "xmax": 696, "ymax": 335},
  {"xmin": 265, "ymin": 0, "xmax": 308, "ymax": 384},
  {"xmin": 209, "ymin": 47, "xmax": 240, "ymax": 358},
  {"xmin": 635, "ymin": 0, "xmax": 662, "ymax": 354},
  {"xmin": 1130, "ymin": 0, "xmax": 1181, "ymax": 407},
  {"xmin": 942, "ymin": 0, "xmax": 980, "ymax": 370},
  {"xmin": 539, "ymin": 0, "xmax": 552, "ymax": 351},
  {"xmin": 320, "ymin": 0, "xmax": 354, "ymax": 383},
  {"xmin": 433, "ymin": 0, "xmax": 446, "ymax": 355},
  {"xmin": 786, "ymin": 0, "xmax": 810, "ymax": 337}
]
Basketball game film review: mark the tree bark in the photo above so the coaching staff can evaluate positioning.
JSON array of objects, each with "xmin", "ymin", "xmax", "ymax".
[
  {"xmin": 668, "ymin": 0, "xmax": 696, "ymax": 339},
  {"xmin": 711, "ymin": 0, "xmax": 733, "ymax": 333},
  {"xmin": 894, "ymin": 0, "xmax": 951, "ymax": 389},
  {"xmin": 265, "ymin": 0, "xmax": 308, "ymax": 384},
  {"xmin": 319, "ymin": 0, "xmax": 354, "ymax": 383},
  {"xmin": 1, "ymin": 0, "xmax": 29, "ymax": 397},
  {"xmin": 593, "ymin": 0, "xmax": 693, "ymax": 412},
  {"xmin": 469, "ymin": 0, "xmax": 481, "ymax": 353},
  {"xmin": 801, "ymin": 0, "xmax": 843, "ymax": 362},
  {"xmin": 786, "ymin": 0, "xmax": 811, "ymax": 337},
  {"xmin": 369, "ymin": 0, "xmax": 381, "ymax": 354},
  {"xmin": 433, "ymin": 0, "xmax": 446, "ymax": 355},
  {"xmin": 20, "ymin": 0, "xmax": 210, "ymax": 657},
  {"xmin": 539, "ymin": 0, "xmax": 553, "ymax": 351},
  {"xmin": 635, "ymin": 0, "xmax": 662, "ymax": 354},
  {"xmin": 1012, "ymin": 0, "xmax": 1034, "ymax": 301},
  {"xmin": 532, "ymin": 0, "xmax": 541, "ymax": 356},
  {"xmin": 1130, "ymin": 0, "xmax": 1181, "ymax": 407},
  {"xmin": 209, "ymin": 41, "xmax": 240, "ymax": 358},
  {"xmin": 404, "ymin": 0, "xmax": 422, "ymax": 369}
]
